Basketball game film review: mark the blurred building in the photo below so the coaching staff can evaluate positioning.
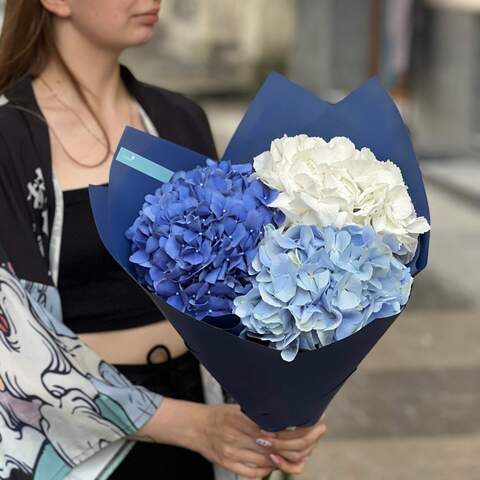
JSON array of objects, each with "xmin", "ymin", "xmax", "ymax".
[
  {"xmin": 413, "ymin": 0, "xmax": 480, "ymax": 155},
  {"xmin": 288, "ymin": 0, "xmax": 480, "ymax": 156},
  {"xmin": 289, "ymin": 0, "xmax": 372, "ymax": 98},
  {"xmin": 122, "ymin": 0, "xmax": 296, "ymax": 95}
]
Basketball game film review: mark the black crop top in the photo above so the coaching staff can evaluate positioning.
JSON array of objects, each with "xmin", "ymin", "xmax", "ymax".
[{"xmin": 58, "ymin": 186, "xmax": 162, "ymax": 333}]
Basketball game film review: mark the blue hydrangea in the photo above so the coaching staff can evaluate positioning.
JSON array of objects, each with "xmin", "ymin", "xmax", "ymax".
[
  {"xmin": 233, "ymin": 224, "xmax": 412, "ymax": 361},
  {"xmin": 126, "ymin": 159, "xmax": 284, "ymax": 319}
]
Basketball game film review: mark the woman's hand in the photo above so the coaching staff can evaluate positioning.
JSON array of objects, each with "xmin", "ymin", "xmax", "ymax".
[
  {"xmin": 131, "ymin": 397, "xmax": 326, "ymax": 478},
  {"xmin": 131, "ymin": 399, "xmax": 274, "ymax": 478},
  {"xmin": 196, "ymin": 404, "xmax": 276, "ymax": 479},
  {"xmin": 257, "ymin": 416, "xmax": 327, "ymax": 476}
]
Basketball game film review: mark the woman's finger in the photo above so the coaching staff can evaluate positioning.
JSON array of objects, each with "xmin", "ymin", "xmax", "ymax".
[
  {"xmin": 224, "ymin": 461, "xmax": 273, "ymax": 479},
  {"xmin": 272, "ymin": 419, "xmax": 326, "ymax": 441},
  {"xmin": 230, "ymin": 448, "xmax": 274, "ymax": 469},
  {"xmin": 224, "ymin": 404, "xmax": 260, "ymax": 438},
  {"xmin": 276, "ymin": 445, "xmax": 314, "ymax": 464},
  {"xmin": 222, "ymin": 430, "xmax": 276, "ymax": 459},
  {"xmin": 270, "ymin": 453, "xmax": 307, "ymax": 475},
  {"xmin": 263, "ymin": 423, "xmax": 327, "ymax": 452},
  {"xmin": 231, "ymin": 406, "xmax": 264, "ymax": 437}
]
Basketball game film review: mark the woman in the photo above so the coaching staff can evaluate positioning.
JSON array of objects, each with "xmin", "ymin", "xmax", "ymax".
[{"xmin": 0, "ymin": 1, "xmax": 326, "ymax": 479}]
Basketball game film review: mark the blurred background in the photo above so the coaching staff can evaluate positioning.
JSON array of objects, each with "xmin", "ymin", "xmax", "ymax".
[
  {"xmin": 122, "ymin": 1, "xmax": 480, "ymax": 478},
  {"xmin": 2, "ymin": 0, "xmax": 478, "ymax": 478}
]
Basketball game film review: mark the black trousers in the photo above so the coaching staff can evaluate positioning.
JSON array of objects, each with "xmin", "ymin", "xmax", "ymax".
[{"xmin": 109, "ymin": 351, "xmax": 215, "ymax": 479}]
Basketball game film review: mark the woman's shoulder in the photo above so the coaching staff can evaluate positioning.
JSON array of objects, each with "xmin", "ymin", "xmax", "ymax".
[
  {"xmin": 0, "ymin": 93, "xmax": 30, "ymax": 131},
  {"xmin": 0, "ymin": 77, "xmax": 40, "ymax": 148},
  {"xmin": 0, "ymin": 95, "xmax": 33, "ymax": 161},
  {"xmin": 0, "ymin": 84, "xmax": 46, "ymax": 186}
]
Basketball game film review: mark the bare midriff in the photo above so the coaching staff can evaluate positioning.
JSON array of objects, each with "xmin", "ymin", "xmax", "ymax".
[{"xmin": 79, "ymin": 320, "xmax": 188, "ymax": 365}]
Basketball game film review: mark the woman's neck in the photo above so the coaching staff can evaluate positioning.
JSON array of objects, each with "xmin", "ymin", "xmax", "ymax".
[{"xmin": 40, "ymin": 22, "xmax": 128, "ymax": 112}]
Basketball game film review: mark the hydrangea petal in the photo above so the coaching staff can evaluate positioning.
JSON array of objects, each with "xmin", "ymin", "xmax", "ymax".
[
  {"xmin": 127, "ymin": 159, "xmax": 284, "ymax": 319},
  {"xmin": 235, "ymin": 224, "xmax": 412, "ymax": 361},
  {"xmin": 253, "ymin": 135, "xmax": 430, "ymax": 263},
  {"xmin": 130, "ymin": 249, "xmax": 150, "ymax": 264}
]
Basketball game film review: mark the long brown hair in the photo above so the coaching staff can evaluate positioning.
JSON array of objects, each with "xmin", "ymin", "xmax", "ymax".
[
  {"xmin": 0, "ymin": 0, "xmax": 111, "ymax": 163},
  {"xmin": 0, "ymin": 0, "xmax": 55, "ymax": 92}
]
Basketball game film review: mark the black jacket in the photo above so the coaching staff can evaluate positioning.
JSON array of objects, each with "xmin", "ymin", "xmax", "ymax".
[{"xmin": 0, "ymin": 66, "xmax": 218, "ymax": 479}]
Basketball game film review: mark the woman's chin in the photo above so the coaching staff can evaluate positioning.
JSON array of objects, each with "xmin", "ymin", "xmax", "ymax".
[
  {"xmin": 132, "ymin": 28, "xmax": 156, "ymax": 46},
  {"xmin": 119, "ymin": 27, "xmax": 156, "ymax": 49}
]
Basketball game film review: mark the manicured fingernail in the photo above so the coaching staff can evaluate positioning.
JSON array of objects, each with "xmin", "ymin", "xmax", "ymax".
[
  {"xmin": 270, "ymin": 454, "xmax": 281, "ymax": 465},
  {"xmin": 256, "ymin": 438, "xmax": 272, "ymax": 447},
  {"xmin": 261, "ymin": 429, "xmax": 277, "ymax": 437}
]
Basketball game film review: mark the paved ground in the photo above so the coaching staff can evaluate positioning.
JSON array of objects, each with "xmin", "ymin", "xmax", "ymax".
[
  {"xmin": 300, "ymin": 311, "xmax": 480, "ymax": 479},
  {"xmin": 200, "ymin": 99, "xmax": 480, "ymax": 480}
]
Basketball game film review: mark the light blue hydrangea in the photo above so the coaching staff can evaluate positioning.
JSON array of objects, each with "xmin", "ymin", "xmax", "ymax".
[{"xmin": 233, "ymin": 224, "xmax": 412, "ymax": 361}]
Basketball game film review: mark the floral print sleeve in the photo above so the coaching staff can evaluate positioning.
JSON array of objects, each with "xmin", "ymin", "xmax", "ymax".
[{"xmin": 0, "ymin": 251, "xmax": 162, "ymax": 479}]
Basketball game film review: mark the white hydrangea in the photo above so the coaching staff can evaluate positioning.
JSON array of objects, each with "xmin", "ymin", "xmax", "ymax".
[{"xmin": 253, "ymin": 135, "xmax": 430, "ymax": 263}]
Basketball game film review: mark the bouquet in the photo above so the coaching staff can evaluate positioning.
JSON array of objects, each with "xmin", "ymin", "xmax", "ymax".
[{"xmin": 90, "ymin": 73, "xmax": 430, "ymax": 431}]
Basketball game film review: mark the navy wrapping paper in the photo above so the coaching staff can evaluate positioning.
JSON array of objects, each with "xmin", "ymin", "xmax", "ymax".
[{"xmin": 89, "ymin": 73, "xmax": 429, "ymax": 431}]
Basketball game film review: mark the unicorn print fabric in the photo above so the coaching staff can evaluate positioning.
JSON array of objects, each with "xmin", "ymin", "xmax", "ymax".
[{"xmin": 0, "ymin": 248, "xmax": 161, "ymax": 479}]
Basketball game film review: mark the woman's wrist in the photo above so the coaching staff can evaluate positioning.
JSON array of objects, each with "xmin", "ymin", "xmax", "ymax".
[{"xmin": 128, "ymin": 397, "xmax": 208, "ymax": 451}]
